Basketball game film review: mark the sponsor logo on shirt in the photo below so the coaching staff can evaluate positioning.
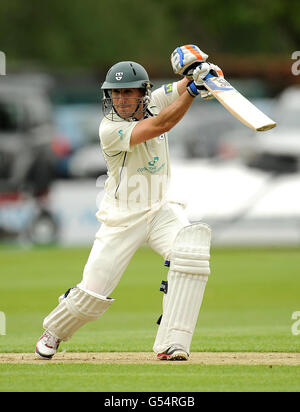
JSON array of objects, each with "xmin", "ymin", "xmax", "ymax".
[
  {"xmin": 164, "ymin": 83, "xmax": 173, "ymax": 95},
  {"xmin": 148, "ymin": 156, "xmax": 159, "ymax": 167},
  {"xmin": 137, "ymin": 156, "xmax": 165, "ymax": 174}
]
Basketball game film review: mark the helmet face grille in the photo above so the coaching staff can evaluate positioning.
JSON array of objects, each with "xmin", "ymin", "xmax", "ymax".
[{"xmin": 102, "ymin": 83, "xmax": 152, "ymax": 122}]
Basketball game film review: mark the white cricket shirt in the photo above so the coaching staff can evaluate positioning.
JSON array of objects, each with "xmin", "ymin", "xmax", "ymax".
[{"xmin": 97, "ymin": 82, "xmax": 180, "ymax": 225}]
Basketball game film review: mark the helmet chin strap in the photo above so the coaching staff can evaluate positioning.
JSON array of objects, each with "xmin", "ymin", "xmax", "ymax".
[{"xmin": 131, "ymin": 99, "xmax": 144, "ymax": 120}]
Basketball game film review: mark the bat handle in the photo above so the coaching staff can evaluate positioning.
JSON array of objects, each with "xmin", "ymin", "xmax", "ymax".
[{"xmin": 203, "ymin": 72, "xmax": 215, "ymax": 81}]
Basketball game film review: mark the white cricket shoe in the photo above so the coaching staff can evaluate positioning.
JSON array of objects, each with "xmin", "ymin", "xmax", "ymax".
[
  {"xmin": 157, "ymin": 346, "xmax": 189, "ymax": 361},
  {"xmin": 35, "ymin": 330, "xmax": 61, "ymax": 359}
]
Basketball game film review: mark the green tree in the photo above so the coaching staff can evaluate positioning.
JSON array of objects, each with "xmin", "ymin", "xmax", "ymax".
[{"xmin": 0, "ymin": 0, "xmax": 298, "ymax": 71}]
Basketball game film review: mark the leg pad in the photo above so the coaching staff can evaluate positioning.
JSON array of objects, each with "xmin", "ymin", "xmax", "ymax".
[
  {"xmin": 153, "ymin": 223, "xmax": 211, "ymax": 354},
  {"xmin": 43, "ymin": 287, "xmax": 114, "ymax": 341}
]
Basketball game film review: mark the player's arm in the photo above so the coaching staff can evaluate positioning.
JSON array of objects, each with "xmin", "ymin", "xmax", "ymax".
[
  {"xmin": 130, "ymin": 90, "xmax": 194, "ymax": 146},
  {"xmin": 130, "ymin": 65, "xmax": 210, "ymax": 146},
  {"xmin": 176, "ymin": 77, "xmax": 191, "ymax": 96}
]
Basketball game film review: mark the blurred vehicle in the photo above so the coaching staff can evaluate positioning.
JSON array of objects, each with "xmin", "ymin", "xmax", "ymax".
[
  {"xmin": 169, "ymin": 102, "xmax": 244, "ymax": 159},
  {"xmin": 0, "ymin": 78, "xmax": 64, "ymax": 193},
  {"xmin": 169, "ymin": 99, "xmax": 274, "ymax": 160},
  {"xmin": 276, "ymin": 85, "xmax": 300, "ymax": 110},
  {"xmin": 0, "ymin": 77, "xmax": 60, "ymax": 243},
  {"xmin": 53, "ymin": 104, "xmax": 107, "ymax": 178},
  {"xmin": 169, "ymin": 78, "xmax": 274, "ymax": 161},
  {"xmin": 216, "ymin": 98, "xmax": 276, "ymax": 161},
  {"xmin": 0, "ymin": 192, "xmax": 59, "ymax": 245},
  {"xmin": 234, "ymin": 86, "xmax": 300, "ymax": 174},
  {"xmin": 169, "ymin": 157, "xmax": 300, "ymax": 246}
]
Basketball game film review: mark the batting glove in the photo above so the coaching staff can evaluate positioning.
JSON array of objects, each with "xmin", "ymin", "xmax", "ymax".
[
  {"xmin": 187, "ymin": 63, "xmax": 224, "ymax": 99},
  {"xmin": 199, "ymin": 63, "xmax": 224, "ymax": 100},
  {"xmin": 186, "ymin": 63, "xmax": 211, "ymax": 97},
  {"xmin": 171, "ymin": 45, "xmax": 208, "ymax": 78}
]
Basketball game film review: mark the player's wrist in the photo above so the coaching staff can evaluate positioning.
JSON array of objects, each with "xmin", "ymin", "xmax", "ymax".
[
  {"xmin": 186, "ymin": 81, "xmax": 199, "ymax": 97},
  {"xmin": 187, "ymin": 80, "xmax": 210, "ymax": 100}
]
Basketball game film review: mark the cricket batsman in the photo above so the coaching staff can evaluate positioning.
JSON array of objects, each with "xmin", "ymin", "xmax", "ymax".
[{"xmin": 35, "ymin": 45, "xmax": 223, "ymax": 361}]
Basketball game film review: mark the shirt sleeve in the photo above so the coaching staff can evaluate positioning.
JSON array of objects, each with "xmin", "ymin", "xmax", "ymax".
[
  {"xmin": 99, "ymin": 119, "xmax": 137, "ymax": 155},
  {"xmin": 151, "ymin": 82, "xmax": 180, "ymax": 111}
]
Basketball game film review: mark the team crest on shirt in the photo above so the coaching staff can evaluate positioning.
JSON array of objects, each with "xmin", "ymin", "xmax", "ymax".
[{"xmin": 115, "ymin": 72, "xmax": 123, "ymax": 81}]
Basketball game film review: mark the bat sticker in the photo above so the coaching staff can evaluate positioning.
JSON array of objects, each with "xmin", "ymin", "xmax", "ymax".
[{"xmin": 204, "ymin": 77, "xmax": 234, "ymax": 92}]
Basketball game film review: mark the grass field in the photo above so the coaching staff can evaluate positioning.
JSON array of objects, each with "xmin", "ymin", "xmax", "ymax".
[{"xmin": 0, "ymin": 244, "xmax": 299, "ymax": 392}]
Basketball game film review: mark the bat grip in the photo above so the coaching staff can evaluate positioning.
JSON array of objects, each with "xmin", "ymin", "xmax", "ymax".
[{"xmin": 204, "ymin": 72, "xmax": 216, "ymax": 81}]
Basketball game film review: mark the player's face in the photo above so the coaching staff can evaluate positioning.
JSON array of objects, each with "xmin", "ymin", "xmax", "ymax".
[{"xmin": 111, "ymin": 88, "xmax": 143, "ymax": 119}]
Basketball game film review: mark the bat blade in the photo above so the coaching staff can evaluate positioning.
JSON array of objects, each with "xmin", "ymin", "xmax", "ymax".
[{"xmin": 203, "ymin": 75, "xmax": 277, "ymax": 132}]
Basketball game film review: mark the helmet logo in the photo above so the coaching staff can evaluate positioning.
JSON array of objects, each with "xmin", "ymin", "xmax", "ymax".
[{"xmin": 115, "ymin": 72, "xmax": 123, "ymax": 81}]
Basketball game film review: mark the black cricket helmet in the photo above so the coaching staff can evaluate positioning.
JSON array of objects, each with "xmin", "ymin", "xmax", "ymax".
[{"xmin": 101, "ymin": 61, "xmax": 152, "ymax": 121}]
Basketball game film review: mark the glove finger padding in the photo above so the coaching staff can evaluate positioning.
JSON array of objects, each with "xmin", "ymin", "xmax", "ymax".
[
  {"xmin": 171, "ymin": 45, "xmax": 208, "ymax": 77},
  {"xmin": 199, "ymin": 63, "xmax": 224, "ymax": 100},
  {"xmin": 208, "ymin": 63, "xmax": 224, "ymax": 78},
  {"xmin": 186, "ymin": 63, "xmax": 211, "ymax": 97},
  {"xmin": 193, "ymin": 63, "xmax": 211, "ymax": 85},
  {"xmin": 186, "ymin": 62, "xmax": 224, "ymax": 99}
]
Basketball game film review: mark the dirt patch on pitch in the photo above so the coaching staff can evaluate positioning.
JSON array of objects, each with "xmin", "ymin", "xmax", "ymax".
[{"xmin": 1, "ymin": 352, "xmax": 300, "ymax": 365}]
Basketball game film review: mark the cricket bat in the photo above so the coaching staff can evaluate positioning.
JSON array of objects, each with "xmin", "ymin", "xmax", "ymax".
[{"xmin": 202, "ymin": 73, "xmax": 277, "ymax": 131}]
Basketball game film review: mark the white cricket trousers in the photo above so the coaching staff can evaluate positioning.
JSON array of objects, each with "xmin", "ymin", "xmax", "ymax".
[{"xmin": 78, "ymin": 203, "xmax": 189, "ymax": 297}]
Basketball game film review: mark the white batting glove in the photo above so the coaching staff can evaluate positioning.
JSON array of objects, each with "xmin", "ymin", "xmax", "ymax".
[
  {"xmin": 193, "ymin": 63, "xmax": 211, "ymax": 85},
  {"xmin": 199, "ymin": 89, "xmax": 214, "ymax": 100},
  {"xmin": 186, "ymin": 63, "xmax": 211, "ymax": 97},
  {"xmin": 171, "ymin": 45, "xmax": 208, "ymax": 77},
  {"xmin": 209, "ymin": 63, "xmax": 224, "ymax": 78},
  {"xmin": 199, "ymin": 63, "xmax": 224, "ymax": 100},
  {"xmin": 187, "ymin": 63, "xmax": 224, "ymax": 99}
]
